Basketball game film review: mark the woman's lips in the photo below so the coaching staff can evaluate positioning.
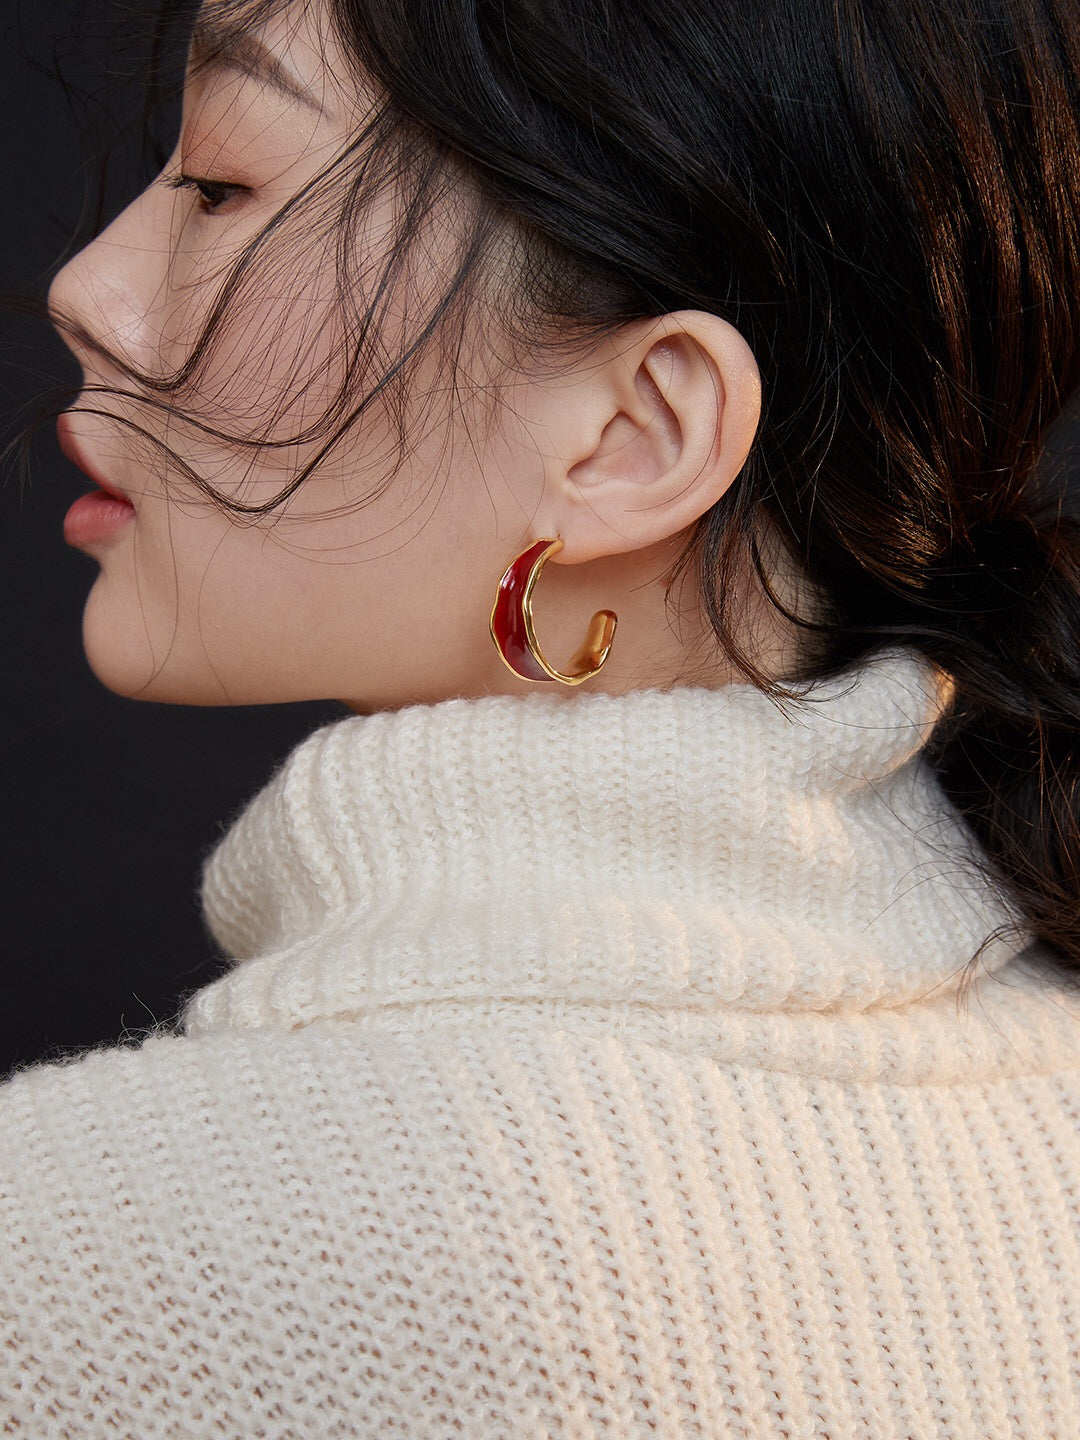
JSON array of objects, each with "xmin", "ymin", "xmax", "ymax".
[
  {"xmin": 56, "ymin": 410, "xmax": 133, "ymax": 504},
  {"xmin": 57, "ymin": 411, "xmax": 136, "ymax": 548},
  {"xmin": 63, "ymin": 490, "xmax": 136, "ymax": 548}
]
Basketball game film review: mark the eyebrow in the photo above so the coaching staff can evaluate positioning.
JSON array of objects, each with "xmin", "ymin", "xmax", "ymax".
[{"xmin": 188, "ymin": 19, "xmax": 327, "ymax": 116}]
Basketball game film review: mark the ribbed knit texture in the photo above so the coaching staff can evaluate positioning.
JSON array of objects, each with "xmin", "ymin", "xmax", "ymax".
[{"xmin": 2, "ymin": 646, "xmax": 1079, "ymax": 1438}]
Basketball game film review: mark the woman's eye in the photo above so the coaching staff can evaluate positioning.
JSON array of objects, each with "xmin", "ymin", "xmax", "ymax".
[{"xmin": 166, "ymin": 172, "xmax": 247, "ymax": 214}]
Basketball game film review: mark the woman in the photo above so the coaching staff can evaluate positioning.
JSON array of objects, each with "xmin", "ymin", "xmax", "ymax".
[{"xmin": 3, "ymin": 0, "xmax": 1079, "ymax": 1433}]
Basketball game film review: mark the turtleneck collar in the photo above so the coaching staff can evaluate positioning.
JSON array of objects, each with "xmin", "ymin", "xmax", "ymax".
[{"xmin": 183, "ymin": 647, "xmax": 1049, "ymax": 1074}]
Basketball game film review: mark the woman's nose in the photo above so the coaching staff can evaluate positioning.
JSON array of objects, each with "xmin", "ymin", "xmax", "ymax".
[{"xmin": 48, "ymin": 185, "xmax": 171, "ymax": 380}]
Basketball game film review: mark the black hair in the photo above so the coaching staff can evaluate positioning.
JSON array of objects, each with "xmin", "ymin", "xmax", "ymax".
[{"xmin": 50, "ymin": 0, "xmax": 1080, "ymax": 983}]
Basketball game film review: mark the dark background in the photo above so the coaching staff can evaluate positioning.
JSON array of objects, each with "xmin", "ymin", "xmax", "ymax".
[{"xmin": 0, "ymin": 0, "xmax": 343, "ymax": 1077}]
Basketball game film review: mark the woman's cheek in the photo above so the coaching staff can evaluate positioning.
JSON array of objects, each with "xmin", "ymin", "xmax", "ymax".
[{"xmin": 177, "ymin": 246, "xmax": 346, "ymax": 440}]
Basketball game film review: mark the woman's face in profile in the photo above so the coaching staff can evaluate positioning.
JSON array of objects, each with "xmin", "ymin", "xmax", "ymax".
[
  {"xmin": 48, "ymin": 2, "xmax": 552, "ymax": 712},
  {"xmin": 49, "ymin": 0, "xmax": 766, "ymax": 710}
]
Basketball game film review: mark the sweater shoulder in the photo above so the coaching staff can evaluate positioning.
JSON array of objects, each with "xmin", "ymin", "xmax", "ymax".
[
  {"xmin": 4, "ymin": 1024, "xmax": 1080, "ymax": 1438},
  {"xmin": 0, "ymin": 1026, "xmax": 549, "ymax": 1435}
]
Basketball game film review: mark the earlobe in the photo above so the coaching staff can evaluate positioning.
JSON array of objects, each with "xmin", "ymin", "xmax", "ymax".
[{"xmin": 540, "ymin": 310, "xmax": 761, "ymax": 562}]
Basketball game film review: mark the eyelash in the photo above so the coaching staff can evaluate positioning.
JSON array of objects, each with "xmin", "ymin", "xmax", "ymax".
[{"xmin": 166, "ymin": 172, "xmax": 248, "ymax": 214}]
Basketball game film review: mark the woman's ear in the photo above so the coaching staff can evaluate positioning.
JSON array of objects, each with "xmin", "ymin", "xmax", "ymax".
[{"xmin": 527, "ymin": 310, "xmax": 761, "ymax": 562}]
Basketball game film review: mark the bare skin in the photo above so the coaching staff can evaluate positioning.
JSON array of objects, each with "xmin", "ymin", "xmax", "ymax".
[{"xmin": 50, "ymin": 0, "xmax": 798, "ymax": 714}]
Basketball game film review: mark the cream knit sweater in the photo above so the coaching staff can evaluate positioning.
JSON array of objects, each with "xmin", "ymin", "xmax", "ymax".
[{"xmin": 2, "ymin": 647, "xmax": 1079, "ymax": 1438}]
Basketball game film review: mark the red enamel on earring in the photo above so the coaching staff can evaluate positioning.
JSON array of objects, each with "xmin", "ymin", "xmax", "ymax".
[{"xmin": 489, "ymin": 538, "xmax": 618, "ymax": 686}]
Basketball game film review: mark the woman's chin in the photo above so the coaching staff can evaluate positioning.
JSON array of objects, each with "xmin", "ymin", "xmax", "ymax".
[
  {"xmin": 79, "ymin": 602, "xmax": 318, "ymax": 707},
  {"xmin": 83, "ymin": 652, "xmax": 240, "ymax": 706},
  {"xmin": 80, "ymin": 596, "xmax": 214, "ymax": 705},
  {"xmin": 82, "ymin": 637, "xmax": 184, "ymax": 704}
]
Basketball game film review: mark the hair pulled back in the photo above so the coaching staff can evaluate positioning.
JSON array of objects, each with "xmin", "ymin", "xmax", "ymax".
[{"xmin": 134, "ymin": 0, "xmax": 1080, "ymax": 975}]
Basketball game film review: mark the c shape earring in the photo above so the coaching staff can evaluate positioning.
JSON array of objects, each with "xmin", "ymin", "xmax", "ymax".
[{"xmin": 489, "ymin": 538, "xmax": 618, "ymax": 686}]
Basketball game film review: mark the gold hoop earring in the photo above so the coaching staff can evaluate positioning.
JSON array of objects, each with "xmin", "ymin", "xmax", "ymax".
[{"xmin": 489, "ymin": 538, "xmax": 617, "ymax": 686}]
